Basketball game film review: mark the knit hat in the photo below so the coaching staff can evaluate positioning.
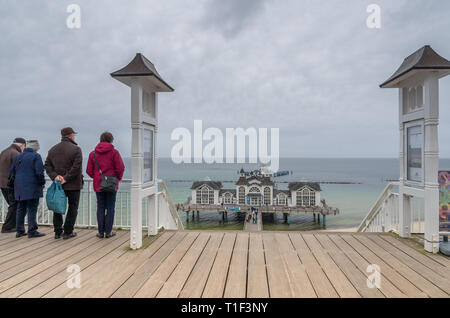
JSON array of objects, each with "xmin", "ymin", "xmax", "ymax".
[{"xmin": 26, "ymin": 140, "xmax": 40, "ymax": 152}]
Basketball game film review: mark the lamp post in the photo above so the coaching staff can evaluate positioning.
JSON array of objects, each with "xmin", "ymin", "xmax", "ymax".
[
  {"xmin": 111, "ymin": 53, "xmax": 174, "ymax": 249},
  {"xmin": 381, "ymin": 45, "xmax": 450, "ymax": 253}
]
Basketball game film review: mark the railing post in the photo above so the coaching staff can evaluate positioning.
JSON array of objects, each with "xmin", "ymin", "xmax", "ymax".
[
  {"xmin": 87, "ymin": 180, "xmax": 92, "ymax": 228},
  {"xmin": 398, "ymin": 187, "xmax": 411, "ymax": 238},
  {"xmin": 1, "ymin": 195, "xmax": 4, "ymax": 223},
  {"xmin": 147, "ymin": 193, "xmax": 158, "ymax": 236},
  {"xmin": 385, "ymin": 194, "xmax": 392, "ymax": 232}
]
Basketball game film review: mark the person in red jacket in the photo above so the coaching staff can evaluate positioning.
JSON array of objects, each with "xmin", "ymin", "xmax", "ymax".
[{"xmin": 86, "ymin": 132, "xmax": 125, "ymax": 238}]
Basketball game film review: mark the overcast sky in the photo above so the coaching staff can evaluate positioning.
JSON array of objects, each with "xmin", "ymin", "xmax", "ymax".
[{"xmin": 1, "ymin": 0, "xmax": 450, "ymax": 159}]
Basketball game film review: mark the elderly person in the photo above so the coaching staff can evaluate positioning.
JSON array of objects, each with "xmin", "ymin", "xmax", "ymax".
[
  {"xmin": 45, "ymin": 127, "xmax": 83, "ymax": 240},
  {"xmin": 9, "ymin": 140, "xmax": 46, "ymax": 238},
  {"xmin": 86, "ymin": 132, "xmax": 125, "ymax": 238},
  {"xmin": 0, "ymin": 138, "xmax": 26, "ymax": 233}
]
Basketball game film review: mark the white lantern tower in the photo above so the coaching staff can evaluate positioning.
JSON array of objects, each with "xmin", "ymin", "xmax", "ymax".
[{"xmin": 111, "ymin": 53, "xmax": 174, "ymax": 249}]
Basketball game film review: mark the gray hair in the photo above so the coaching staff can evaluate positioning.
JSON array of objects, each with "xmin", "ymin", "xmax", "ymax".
[{"xmin": 26, "ymin": 140, "xmax": 40, "ymax": 152}]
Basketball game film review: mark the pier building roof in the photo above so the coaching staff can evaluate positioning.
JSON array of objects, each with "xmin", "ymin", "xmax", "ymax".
[
  {"xmin": 380, "ymin": 45, "xmax": 450, "ymax": 88},
  {"xmin": 235, "ymin": 175, "xmax": 274, "ymax": 186},
  {"xmin": 288, "ymin": 182, "xmax": 321, "ymax": 192},
  {"xmin": 111, "ymin": 53, "xmax": 174, "ymax": 92},
  {"xmin": 191, "ymin": 181, "xmax": 223, "ymax": 190}
]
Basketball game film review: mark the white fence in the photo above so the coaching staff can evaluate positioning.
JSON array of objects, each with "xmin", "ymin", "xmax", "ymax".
[
  {"xmin": 358, "ymin": 182, "xmax": 425, "ymax": 234},
  {"xmin": 0, "ymin": 178, "xmax": 182, "ymax": 231}
]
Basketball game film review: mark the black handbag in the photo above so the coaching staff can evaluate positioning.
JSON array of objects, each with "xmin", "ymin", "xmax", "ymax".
[
  {"xmin": 93, "ymin": 152, "xmax": 118, "ymax": 192},
  {"xmin": 7, "ymin": 156, "xmax": 23, "ymax": 189}
]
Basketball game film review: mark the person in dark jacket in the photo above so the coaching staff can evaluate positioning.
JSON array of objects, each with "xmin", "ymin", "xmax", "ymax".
[
  {"xmin": 44, "ymin": 127, "xmax": 83, "ymax": 240},
  {"xmin": 0, "ymin": 138, "xmax": 26, "ymax": 233},
  {"xmin": 86, "ymin": 132, "xmax": 125, "ymax": 238},
  {"xmin": 10, "ymin": 140, "xmax": 46, "ymax": 238}
]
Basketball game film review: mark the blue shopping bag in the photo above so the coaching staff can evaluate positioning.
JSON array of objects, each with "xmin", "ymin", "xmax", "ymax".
[{"xmin": 46, "ymin": 180, "xmax": 67, "ymax": 214}]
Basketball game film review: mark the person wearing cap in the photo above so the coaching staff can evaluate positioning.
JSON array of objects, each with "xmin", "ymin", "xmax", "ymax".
[
  {"xmin": 0, "ymin": 138, "xmax": 26, "ymax": 233},
  {"xmin": 44, "ymin": 127, "xmax": 83, "ymax": 240},
  {"xmin": 9, "ymin": 140, "xmax": 46, "ymax": 238}
]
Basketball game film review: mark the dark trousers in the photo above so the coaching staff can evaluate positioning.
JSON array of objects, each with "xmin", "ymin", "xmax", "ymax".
[
  {"xmin": 1, "ymin": 188, "xmax": 17, "ymax": 232},
  {"xmin": 53, "ymin": 190, "xmax": 80, "ymax": 235},
  {"xmin": 96, "ymin": 191, "xmax": 117, "ymax": 235},
  {"xmin": 16, "ymin": 199, "xmax": 39, "ymax": 235}
]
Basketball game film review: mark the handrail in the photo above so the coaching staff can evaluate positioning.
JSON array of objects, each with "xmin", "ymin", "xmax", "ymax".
[
  {"xmin": 158, "ymin": 179, "xmax": 184, "ymax": 230},
  {"xmin": 357, "ymin": 182, "xmax": 399, "ymax": 232},
  {"xmin": 44, "ymin": 177, "xmax": 132, "ymax": 184}
]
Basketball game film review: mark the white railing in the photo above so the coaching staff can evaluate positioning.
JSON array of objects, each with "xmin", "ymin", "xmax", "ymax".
[
  {"xmin": 0, "ymin": 179, "xmax": 181, "ymax": 229},
  {"xmin": 358, "ymin": 182, "xmax": 425, "ymax": 234},
  {"xmin": 158, "ymin": 180, "xmax": 184, "ymax": 230},
  {"xmin": 0, "ymin": 178, "xmax": 182, "ymax": 231}
]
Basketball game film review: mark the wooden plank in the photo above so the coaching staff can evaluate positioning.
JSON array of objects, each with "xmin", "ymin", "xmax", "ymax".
[
  {"xmin": 341, "ymin": 234, "xmax": 427, "ymax": 297},
  {"xmin": 223, "ymin": 232, "xmax": 249, "ymax": 298},
  {"xmin": 42, "ymin": 240, "xmax": 130, "ymax": 298},
  {"xmin": 134, "ymin": 232, "xmax": 200, "ymax": 298},
  {"xmin": 18, "ymin": 232, "xmax": 130, "ymax": 298},
  {"xmin": 246, "ymin": 233, "xmax": 269, "ymax": 298},
  {"xmin": 263, "ymin": 233, "xmax": 292, "ymax": 298},
  {"xmin": 111, "ymin": 231, "xmax": 182, "ymax": 298},
  {"xmin": 289, "ymin": 233, "xmax": 338, "ymax": 298},
  {"xmin": 157, "ymin": 233, "xmax": 211, "ymax": 298},
  {"xmin": 0, "ymin": 228, "xmax": 74, "ymax": 265},
  {"xmin": 368, "ymin": 235, "xmax": 450, "ymax": 295},
  {"xmin": 0, "ymin": 227, "xmax": 54, "ymax": 254},
  {"xmin": 65, "ymin": 231, "xmax": 177, "ymax": 298},
  {"xmin": 380, "ymin": 235, "xmax": 450, "ymax": 274},
  {"xmin": 0, "ymin": 233, "xmax": 100, "ymax": 295},
  {"xmin": 0, "ymin": 230, "xmax": 91, "ymax": 283},
  {"xmin": 0, "ymin": 227, "xmax": 53, "ymax": 244},
  {"xmin": 353, "ymin": 235, "xmax": 447, "ymax": 298},
  {"xmin": 202, "ymin": 233, "xmax": 236, "ymax": 298},
  {"xmin": 314, "ymin": 234, "xmax": 384, "ymax": 298},
  {"xmin": 1, "ymin": 231, "xmax": 128, "ymax": 297},
  {"xmin": 274, "ymin": 233, "xmax": 316, "ymax": 298},
  {"xmin": 302, "ymin": 234, "xmax": 360, "ymax": 298},
  {"xmin": 328, "ymin": 234, "xmax": 405, "ymax": 298},
  {"xmin": 179, "ymin": 233, "xmax": 224, "ymax": 298}
]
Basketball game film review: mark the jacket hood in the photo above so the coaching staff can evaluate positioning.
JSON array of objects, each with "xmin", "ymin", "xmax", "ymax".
[{"xmin": 95, "ymin": 142, "xmax": 114, "ymax": 154}]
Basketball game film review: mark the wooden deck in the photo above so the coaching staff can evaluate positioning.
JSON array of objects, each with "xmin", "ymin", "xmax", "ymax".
[{"xmin": 0, "ymin": 227, "xmax": 449, "ymax": 298}]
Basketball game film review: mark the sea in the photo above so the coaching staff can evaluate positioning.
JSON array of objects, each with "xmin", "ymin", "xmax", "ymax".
[
  {"xmin": 5, "ymin": 157, "xmax": 449, "ymax": 231},
  {"xmin": 139, "ymin": 158, "xmax": 449, "ymax": 231}
]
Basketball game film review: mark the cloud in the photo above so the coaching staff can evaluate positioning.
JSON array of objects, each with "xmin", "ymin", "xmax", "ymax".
[
  {"xmin": 0, "ymin": 0, "xmax": 449, "ymax": 159},
  {"xmin": 200, "ymin": 0, "xmax": 268, "ymax": 38}
]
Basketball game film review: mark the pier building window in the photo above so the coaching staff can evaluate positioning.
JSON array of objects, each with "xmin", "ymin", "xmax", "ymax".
[
  {"xmin": 249, "ymin": 187, "xmax": 261, "ymax": 193},
  {"xmin": 297, "ymin": 188, "xmax": 315, "ymax": 206},
  {"xmin": 239, "ymin": 187, "xmax": 245, "ymax": 204},
  {"xmin": 264, "ymin": 187, "xmax": 271, "ymax": 204},
  {"xmin": 309, "ymin": 192, "xmax": 316, "ymax": 206},
  {"xmin": 277, "ymin": 194, "xmax": 287, "ymax": 206},
  {"xmin": 197, "ymin": 186, "xmax": 214, "ymax": 204},
  {"xmin": 224, "ymin": 193, "xmax": 233, "ymax": 204}
]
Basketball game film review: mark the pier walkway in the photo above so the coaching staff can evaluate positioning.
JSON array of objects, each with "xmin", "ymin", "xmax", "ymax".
[
  {"xmin": 0, "ymin": 226, "xmax": 449, "ymax": 298},
  {"xmin": 244, "ymin": 212, "xmax": 262, "ymax": 232}
]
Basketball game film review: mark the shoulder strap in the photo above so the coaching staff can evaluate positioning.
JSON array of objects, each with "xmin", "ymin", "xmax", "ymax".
[{"xmin": 92, "ymin": 152, "xmax": 102, "ymax": 174}]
